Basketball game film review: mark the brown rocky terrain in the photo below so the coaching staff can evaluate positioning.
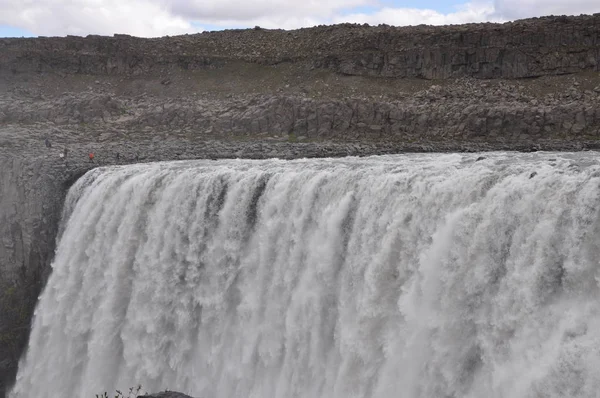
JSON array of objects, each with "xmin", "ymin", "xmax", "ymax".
[{"xmin": 1, "ymin": 13, "xmax": 600, "ymax": 397}]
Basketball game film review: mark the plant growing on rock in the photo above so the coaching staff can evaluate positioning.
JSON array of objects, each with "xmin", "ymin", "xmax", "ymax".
[{"xmin": 95, "ymin": 385, "xmax": 145, "ymax": 398}]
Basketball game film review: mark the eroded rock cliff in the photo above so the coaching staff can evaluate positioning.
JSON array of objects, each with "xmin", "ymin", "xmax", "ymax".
[
  {"xmin": 1, "ymin": 14, "xmax": 599, "ymax": 79},
  {"xmin": 1, "ymin": 13, "xmax": 600, "ymax": 397}
]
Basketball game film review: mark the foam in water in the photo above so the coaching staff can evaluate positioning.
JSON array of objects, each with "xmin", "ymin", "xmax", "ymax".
[{"xmin": 10, "ymin": 153, "xmax": 600, "ymax": 398}]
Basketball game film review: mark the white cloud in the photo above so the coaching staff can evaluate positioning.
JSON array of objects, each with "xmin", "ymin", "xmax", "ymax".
[
  {"xmin": 192, "ymin": 1, "xmax": 502, "ymax": 29},
  {"xmin": 492, "ymin": 0, "xmax": 600, "ymax": 20},
  {"xmin": 0, "ymin": 0, "xmax": 198, "ymax": 37},
  {"xmin": 0, "ymin": 0, "xmax": 599, "ymax": 37},
  {"xmin": 164, "ymin": 0, "xmax": 375, "ymax": 22},
  {"xmin": 332, "ymin": 2, "xmax": 501, "ymax": 27}
]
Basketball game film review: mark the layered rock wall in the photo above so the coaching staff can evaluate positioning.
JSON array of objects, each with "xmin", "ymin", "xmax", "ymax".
[
  {"xmin": 2, "ymin": 91, "xmax": 600, "ymax": 145},
  {"xmin": 1, "ymin": 14, "xmax": 599, "ymax": 79}
]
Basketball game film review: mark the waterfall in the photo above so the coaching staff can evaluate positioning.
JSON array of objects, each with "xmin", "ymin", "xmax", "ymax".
[{"xmin": 10, "ymin": 153, "xmax": 600, "ymax": 398}]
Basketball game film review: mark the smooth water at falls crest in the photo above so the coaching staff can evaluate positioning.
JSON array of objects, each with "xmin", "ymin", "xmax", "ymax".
[{"xmin": 10, "ymin": 153, "xmax": 600, "ymax": 398}]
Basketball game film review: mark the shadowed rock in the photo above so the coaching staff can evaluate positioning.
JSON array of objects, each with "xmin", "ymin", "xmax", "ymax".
[{"xmin": 138, "ymin": 392, "xmax": 194, "ymax": 398}]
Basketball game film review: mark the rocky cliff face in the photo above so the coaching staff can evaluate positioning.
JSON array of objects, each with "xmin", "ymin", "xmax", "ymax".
[
  {"xmin": 3, "ymin": 86, "xmax": 600, "ymax": 145},
  {"xmin": 0, "ymin": 154, "xmax": 66, "ymax": 394},
  {"xmin": 1, "ymin": 14, "xmax": 600, "ymax": 397},
  {"xmin": 1, "ymin": 14, "xmax": 599, "ymax": 79}
]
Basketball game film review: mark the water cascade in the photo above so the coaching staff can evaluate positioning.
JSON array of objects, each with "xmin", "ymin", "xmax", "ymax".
[{"xmin": 10, "ymin": 153, "xmax": 600, "ymax": 398}]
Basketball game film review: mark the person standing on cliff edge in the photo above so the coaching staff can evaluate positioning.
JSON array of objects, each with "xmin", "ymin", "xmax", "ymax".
[{"xmin": 89, "ymin": 152, "xmax": 95, "ymax": 162}]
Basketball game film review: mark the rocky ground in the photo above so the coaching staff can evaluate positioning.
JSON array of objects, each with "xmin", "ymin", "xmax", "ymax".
[
  {"xmin": 2, "ymin": 68, "xmax": 600, "ymax": 158},
  {"xmin": 1, "ymin": 13, "xmax": 600, "ymax": 398}
]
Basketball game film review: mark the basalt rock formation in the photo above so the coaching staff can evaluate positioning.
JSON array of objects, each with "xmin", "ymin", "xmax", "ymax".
[
  {"xmin": 1, "ymin": 13, "xmax": 600, "ymax": 397},
  {"xmin": 2, "ymin": 14, "xmax": 599, "ymax": 79}
]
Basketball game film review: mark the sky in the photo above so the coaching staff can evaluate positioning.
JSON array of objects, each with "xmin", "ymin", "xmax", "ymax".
[{"xmin": 0, "ymin": 0, "xmax": 598, "ymax": 38}]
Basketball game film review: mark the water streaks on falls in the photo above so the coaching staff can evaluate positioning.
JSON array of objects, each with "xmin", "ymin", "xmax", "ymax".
[{"xmin": 10, "ymin": 153, "xmax": 600, "ymax": 398}]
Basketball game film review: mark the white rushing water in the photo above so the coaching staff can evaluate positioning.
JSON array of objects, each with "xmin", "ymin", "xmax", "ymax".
[{"xmin": 10, "ymin": 153, "xmax": 600, "ymax": 398}]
